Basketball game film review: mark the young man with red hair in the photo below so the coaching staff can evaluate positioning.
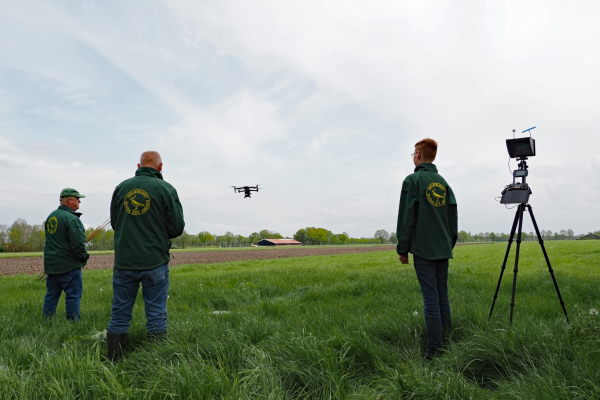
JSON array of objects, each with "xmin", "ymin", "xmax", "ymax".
[{"xmin": 396, "ymin": 138, "xmax": 458, "ymax": 359}]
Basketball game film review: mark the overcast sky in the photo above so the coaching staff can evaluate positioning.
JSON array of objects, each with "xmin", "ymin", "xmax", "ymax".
[{"xmin": 1, "ymin": 0, "xmax": 599, "ymax": 238}]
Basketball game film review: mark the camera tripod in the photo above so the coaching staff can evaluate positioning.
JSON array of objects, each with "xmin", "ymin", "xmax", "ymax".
[{"xmin": 488, "ymin": 202, "xmax": 569, "ymax": 324}]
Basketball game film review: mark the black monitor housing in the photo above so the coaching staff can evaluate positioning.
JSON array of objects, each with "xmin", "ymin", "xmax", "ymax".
[{"xmin": 506, "ymin": 137, "xmax": 536, "ymax": 158}]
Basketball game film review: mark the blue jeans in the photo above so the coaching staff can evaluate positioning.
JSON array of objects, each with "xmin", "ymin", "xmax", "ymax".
[
  {"xmin": 413, "ymin": 255, "xmax": 451, "ymax": 358},
  {"xmin": 43, "ymin": 268, "xmax": 82, "ymax": 320},
  {"xmin": 107, "ymin": 264, "xmax": 169, "ymax": 334}
]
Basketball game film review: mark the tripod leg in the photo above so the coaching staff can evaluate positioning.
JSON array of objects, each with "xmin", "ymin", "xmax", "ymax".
[
  {"xmin": 489, "ymin": 207, "xmax": 521, "ymax": 319},
  {"xmin": 509, "ymin": 204, "xmax": 526, "ymax": 324},
  {"xmin": 527, "ymin": 205, "xmax": 569, "ymax": 322}
]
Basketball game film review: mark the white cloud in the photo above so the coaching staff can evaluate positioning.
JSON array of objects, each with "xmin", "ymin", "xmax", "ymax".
[{"xmin": 155, "ymin": 90, "xmax": 286, "ymax": 168}]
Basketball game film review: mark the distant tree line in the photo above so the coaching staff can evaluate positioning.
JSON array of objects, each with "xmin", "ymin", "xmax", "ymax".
[
  {"xmin": 293, "ymin": 227, "xmax": 395, "ymax": 245},
  {"xmin": 172, "ymin": 229, "xmax": 284, "ymax": 249},
  {"xmin": 2, "ymin": 218, "xmax": 597, "ymax": 253},
  {"xmin": 0, "ymin": 219, "xmax": 46, "ymax": 252},
  {"xmin": 0, "ymin": 219, "xmax": 398, "ymax": 252},
  {"xmin": 0, "ymin": 219, "xmax": 117, "ymax": 252},
  {"xmin": 172, "ymin": 228, "xmax": 396, "ymax": 248},
  {"xmin": 455, "ymin": 229, "xmax": 598, "ymax": 242}
]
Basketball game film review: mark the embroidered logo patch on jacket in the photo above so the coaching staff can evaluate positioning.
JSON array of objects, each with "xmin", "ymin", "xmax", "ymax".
[
  {"xmin": 47, "ymin": 216, "xmax": 58, "ymax": 234},
  {"xmin": 426, "ymin": 183, "xmax": 446, "ymax": 207},
  {"xmin": 124, "ymin": 189, "xmax": 151, "ymax": 216}
]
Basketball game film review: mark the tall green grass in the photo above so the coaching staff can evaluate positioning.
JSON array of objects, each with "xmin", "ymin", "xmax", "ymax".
[{"xmin": 0, "ymin": 241, "xmax": 598, "ymax": 399}]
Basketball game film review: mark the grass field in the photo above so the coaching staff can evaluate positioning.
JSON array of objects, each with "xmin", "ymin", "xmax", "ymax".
[{"xmin": 0, "ymin": 240, "xmax": 599, "ymax": 399}]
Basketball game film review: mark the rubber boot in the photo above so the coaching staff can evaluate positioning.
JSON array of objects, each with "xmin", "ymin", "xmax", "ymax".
[
  {"xmin": 147, "ymin": 331, "xmax": 168, "ymax": 343},
  {"xmin": 107, "ymin": 332, "xmax": 128, "ymax": 361}
]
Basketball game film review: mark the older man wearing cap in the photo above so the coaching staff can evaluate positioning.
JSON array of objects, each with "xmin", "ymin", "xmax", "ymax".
[{"xmin": 42, "ymin": 188, "xmax": 89, "ymax": 320}]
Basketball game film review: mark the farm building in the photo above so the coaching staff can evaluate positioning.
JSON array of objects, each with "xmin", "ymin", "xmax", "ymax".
[
  {"xmin": 257, "ymin": 239, "xmax": 302, "ymax": 246},
  {"xmin": 578, "ymin": 233, "xmax": 600, "ymax": 240}
]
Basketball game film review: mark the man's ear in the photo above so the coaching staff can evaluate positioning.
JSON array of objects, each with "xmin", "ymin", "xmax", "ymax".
[{"xmin": 137, "ymin": 163, "xmax": 141, "ymax": 168}]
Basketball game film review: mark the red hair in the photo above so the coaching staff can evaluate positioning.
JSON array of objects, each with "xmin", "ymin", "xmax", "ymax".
[{"xmin": 415, "ymin": 138, "xmax": 438, "ymax": 162}]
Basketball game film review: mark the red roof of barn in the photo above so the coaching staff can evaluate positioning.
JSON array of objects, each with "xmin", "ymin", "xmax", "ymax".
[{"xmin": 262, "ymin": 239, "xmax": 302, "ymax": 244}]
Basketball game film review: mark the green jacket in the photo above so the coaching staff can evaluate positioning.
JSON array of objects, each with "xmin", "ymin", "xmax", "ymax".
[
  {"xmin": 43, "ymin": 206, "xmax": 89, "ymax": 274},
  {"xmin": 110, "ymin": 167, "xmax": 185, "ymax": 270},
  {"xmin": 396, "ymin": 163, "xmax": 458, "ymax": 260}
]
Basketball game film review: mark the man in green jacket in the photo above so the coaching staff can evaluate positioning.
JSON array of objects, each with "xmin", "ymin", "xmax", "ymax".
[
  {"xmin": 107, "ymin": 151, "xmax": 185, "ymax": 361},
  {"xmin": 396, "ymin": 138, "xmax": 458, "ymax": 359},
  {"xmin": 43, "ymin": 188, "xmax": 89, "ymax": 320}
]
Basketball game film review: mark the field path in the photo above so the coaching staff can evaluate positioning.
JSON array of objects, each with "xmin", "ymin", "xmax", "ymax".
[{"xmin": 0, "ymin": 245, "xmax": 398, "ymax": 276}]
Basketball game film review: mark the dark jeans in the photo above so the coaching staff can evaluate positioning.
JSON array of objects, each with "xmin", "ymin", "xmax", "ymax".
[
  {"xmin": 413, "ymin": 255, "xmax": 451, "ymax": 358},
  {"xmin": 43, "ymin": 268, "xmax": 82, "ymax": 320},
  {"xmin": 107, "ymin": 264, "xmax": 169, "ymax": 334}
]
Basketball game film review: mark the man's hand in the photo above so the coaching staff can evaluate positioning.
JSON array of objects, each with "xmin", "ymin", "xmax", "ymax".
[{"xmin": 399, "ymin": 254, "xmax": 409, "ymax": 264}]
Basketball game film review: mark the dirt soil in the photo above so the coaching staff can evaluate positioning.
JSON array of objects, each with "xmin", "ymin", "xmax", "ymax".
[{"xmin": 0, "ymin": 245, "xmax": 399, "ymax": 276}]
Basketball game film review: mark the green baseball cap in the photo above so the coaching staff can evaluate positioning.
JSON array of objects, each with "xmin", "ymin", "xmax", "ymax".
[{"xmin": 60, "ymin": 188, "xmax": 86, "ymax": 198}]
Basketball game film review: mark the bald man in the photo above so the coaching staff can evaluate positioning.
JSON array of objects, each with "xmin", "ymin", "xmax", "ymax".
[{"xmin": 107, "ymin": 151, "xmax": 185, "ymax": 361}]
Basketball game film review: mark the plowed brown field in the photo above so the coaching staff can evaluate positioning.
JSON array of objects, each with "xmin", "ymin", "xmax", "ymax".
[{"xmin": 0, "ymin": 245, "xmax": 398, "ymax": 276}]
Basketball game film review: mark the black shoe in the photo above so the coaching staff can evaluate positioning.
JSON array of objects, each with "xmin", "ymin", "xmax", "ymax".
[
  {"xmin": 107, "ymin": 332, "xmax": 128, "ymax": 361},
  {"xmin": 424, "ymin": 348, "xmax": 443, "ymax": 362}
]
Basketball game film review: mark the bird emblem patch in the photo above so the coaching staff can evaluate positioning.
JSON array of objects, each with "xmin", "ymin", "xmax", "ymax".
[
  {"xmin": 426, "ymin": 183, "xmax": 446, "ymax": 207},
  {"xmin": 124, "ymin": 189, "xmax": 151, "ymax": 216},
  {"xmin": 47, "ymin": 216, "xmax": 58, "ymax": 234}
]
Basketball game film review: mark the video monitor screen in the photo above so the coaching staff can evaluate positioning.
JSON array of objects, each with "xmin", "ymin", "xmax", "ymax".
[{"xmin": 506, "ymin": 138, "xmax": 536, "ymax": 158}]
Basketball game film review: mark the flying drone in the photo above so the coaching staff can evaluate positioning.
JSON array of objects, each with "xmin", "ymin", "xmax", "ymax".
[{"xmin": 232, "ymin": 185, "xmax": 262, "ymax": 198}]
